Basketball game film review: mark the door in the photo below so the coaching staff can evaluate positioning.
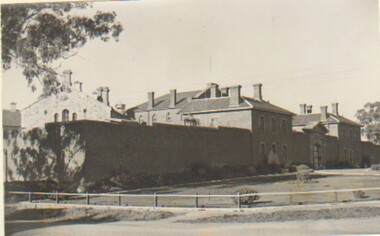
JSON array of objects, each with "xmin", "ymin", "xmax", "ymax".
[{"xmin": 313, "ymin": 144, "xmax": 321, "ymax": 169}]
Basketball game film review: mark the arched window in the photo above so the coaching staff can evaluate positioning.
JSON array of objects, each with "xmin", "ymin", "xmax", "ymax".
[
  {"xmin": 152, "ymin": 114, "xmax": 157, "ymax": 123},
  {"xmin": 282, "ymin": 145, "xmax": 288, "ymax": 161},
  {"xmin": 260, "ymin": 143, "xmax": 266, "ymax": 162},
  {"xmin": 72, "ymin": 113, "xmax": 77, "ymax": 121},
  {"xmin": 54, "ymin": 113, "xmax": 59, "ymax": 122},
  {"xmin": 272, "ymin": 143, "xmax": 276, "ymax": 154},
  {"xmin": 349, "ymin": 148, "xmax": 354, "ymax": 163},
  {"xmin": 166, "ymin": 112, "xmax": 171, "ymax": 122},
  {"xmin": 62, "ymin": 109, "xmax": 69, "ymax": 122}
]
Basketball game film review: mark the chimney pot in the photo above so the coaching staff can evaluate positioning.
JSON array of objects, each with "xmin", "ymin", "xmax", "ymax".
[
  {"xmin": 320, "ymin": 106, "xmax": 328, "ymax": 120},
  {"xmin": 332, "ymin": 103, "xmax": 339, "ymax": 116},
  {"xmin": 97, "ymin": 87, "xmax": 110, "ymax": 106},
  {"xmin": 306, "ymin": 105, "xmax": 313, "ymax": 114},
  {"xmin": 148, "ymin": 92, "xmax": 155, "ymax": 110},
  {"xmin": 253, "ymin": 83, "xmax": 263, "ymax": 100},
  {"xmin": 209, "ymin": 83, "xmax": 219, "ymax": 98},
  {"xmin": 169, "ymin": 89, "xmax": 177, "ymax": 108}
]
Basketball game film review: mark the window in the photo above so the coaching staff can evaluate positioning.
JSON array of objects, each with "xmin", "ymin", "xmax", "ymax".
[
  {"xmin": 281, "ymin": 119, "xmax": 286, "ymax": 133},
  {"xmin": 272, "ymin": 143, "xmax": 276, "ymax": 154},
  {"xmin": 54, "ymin": 113, "xmax": 59, "ymax": 122},
  {"xmin": 152, "ymin": 114, "xmax": 157, "ymax": 123},
  {"xmin": 260, "ymin": 143, "xmax": 266, "ymax": 162},
  {"xmin": 62, "ymin": 109, "xmax": 69, "ymax": 122},
  {"xmin": 72, "ymin": 113, "xmax": 77, "ymax": 121},
  {"xmin": 259, "ymin": 116, "xmax": 265, "ymax": 132},
  {"xmin": 271, "ymin": 118, "xmax": 276, "ymax": 132},
  {"xmin": 282, "ymin": 145, "xmax": 288, "ymax": 161},
  {"xmin": 343, "ymin": 149, "xmax": 347, "ymax": 159},
  {"xmin": 342, "ymin": 130, "xmax": 346, "ymax": 140},
  {"xmin": 354, "ymin": 149, "xmax": 359, "ymax": 160},
  {"xmin": 166, "ymin": 112, "xmax": 171, "ymax": 122}
]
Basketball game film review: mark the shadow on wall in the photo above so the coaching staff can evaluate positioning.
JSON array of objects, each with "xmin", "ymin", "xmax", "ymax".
[{"xmin": 3, "ymin": 125, "xmax": 85, "ymax": 191}]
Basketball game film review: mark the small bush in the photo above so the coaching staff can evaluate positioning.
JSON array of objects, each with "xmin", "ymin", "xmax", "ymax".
[
  {"xmin": 232, "ymin": 188, "xmax": 260, "ymax": 205},
  {"xmin": 353, "ymin": 190, "xmax": 368, "ymax": 199},
  {"xmin": 296, "ymin": 164, "xmax": 311, "ymax": 172},
  {"xmin": 296, "ymin": 166, "xmax": 314, "ymax": 184},
  {"xmin": 371, "ymin": 164, "xmax": 380, "ymax": 171}
]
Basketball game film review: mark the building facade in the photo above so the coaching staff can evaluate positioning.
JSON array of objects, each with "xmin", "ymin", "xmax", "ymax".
[{"xmin": 21, "ymin": 71, "xmax": 128, "ymax": 129}]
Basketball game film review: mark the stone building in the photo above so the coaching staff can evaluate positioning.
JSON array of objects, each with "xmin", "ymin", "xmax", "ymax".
[
  {"xmin": 21, "ymin": 70, "xmax": 128, "ymax": 129},
  {"xmin": 129, "ymin": 83, "xmax": 295, "ymax": 166},
  {"xmin": 292, "ymin": 103, "xmax": 362, "ymax": 168},
  {"xmin": 2, "ymin": 102, "xmax": 21, "ymax": 131}
]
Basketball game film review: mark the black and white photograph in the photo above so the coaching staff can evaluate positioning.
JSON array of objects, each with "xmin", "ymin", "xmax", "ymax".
[{"xmin": 2, "ymin": 0, "xmax": 380, "ymax": 235}]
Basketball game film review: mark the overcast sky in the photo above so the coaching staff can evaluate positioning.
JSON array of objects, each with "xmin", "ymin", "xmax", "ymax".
[{"xmin": 2, "ymin": 0, "xmax": 380, "ymax": 119}]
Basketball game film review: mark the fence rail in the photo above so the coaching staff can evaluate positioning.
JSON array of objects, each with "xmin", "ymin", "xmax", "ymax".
[{"xmin": 7, "ymin": 187, "xmax": 380, "ymax": 209}]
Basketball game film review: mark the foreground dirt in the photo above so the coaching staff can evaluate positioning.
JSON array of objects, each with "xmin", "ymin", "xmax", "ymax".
[{"xmin": 179, "ymin": 206, "xmax": 380, "ymax": 223}]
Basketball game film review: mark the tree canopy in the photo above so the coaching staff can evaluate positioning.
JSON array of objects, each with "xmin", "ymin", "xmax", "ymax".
[
  {"xmin": 356, "ymin": 101, "xmax": 380, "ymax": 145},
  {"xmin": 1, "ymin": 2, "xmax": 123, "ymax": 95}
]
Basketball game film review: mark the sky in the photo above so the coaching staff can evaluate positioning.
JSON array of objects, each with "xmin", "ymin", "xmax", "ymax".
[{"xmin": 2, "ymin": 0, "xmax": 380, "ymax": 120}]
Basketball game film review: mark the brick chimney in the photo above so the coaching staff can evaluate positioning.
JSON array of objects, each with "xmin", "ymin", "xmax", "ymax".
[
  {"xmin": 320, "ymin": 106, "xmax": 328, "ymax": 120},
  {"xmin": 299, "ymin": 104, "xmax": 306, "ymax": 114},
  {"xmin": 74, "ymin": 81, "xmax": 82, "ymax": 92},
  {"xmin": 147, "ymin": 92, "xmax": 154, "ymax": 110},
  {"xmin": 229, "ymin": 85, "xmax": 241, "ymax": 107},
  {"xmin": 97, "ymin": 87, "xmax": 110, "ymax": 106},
  {"xmin": 332, "ymin": 102, "xmax": 339, "ymax": 116},
  {"xmin": 209, "ymin": 83, "xmax": 219, "ymax": 98},
  {"xmin": 62, "ymin": 70, "xmax": 72, "ymax": 86},
  {"xmin": 253, "ymin": 83, "xmax": 263, "ymax": 100},
  {"xmin": 169, "ymin": 89, "xmax": 177, "ymax": 108},
  {"xmin": 10, "ymin": 102, "xmax": 16, "ymax": 111}
]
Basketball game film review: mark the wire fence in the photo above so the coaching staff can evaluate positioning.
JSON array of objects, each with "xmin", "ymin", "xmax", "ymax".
[{"xmin": 6, "ymin": 187, "xmax": 380, "ymax": 209}]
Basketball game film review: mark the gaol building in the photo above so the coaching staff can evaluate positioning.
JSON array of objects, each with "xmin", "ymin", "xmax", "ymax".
[{"xmin": 20, "ymin": 70, "xmax": 128, "ymax": 129}]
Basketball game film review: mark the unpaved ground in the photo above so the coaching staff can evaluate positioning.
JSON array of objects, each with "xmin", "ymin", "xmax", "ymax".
[{"xmin": 5, "ymin": 201, "xmax": 380, "ymax": 235}]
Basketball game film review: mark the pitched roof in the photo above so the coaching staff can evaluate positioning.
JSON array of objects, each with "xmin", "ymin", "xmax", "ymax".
[
  {"xmin": 131, "ymin": 90, "xmax": 202, "ymax": 111},
  {"xmin": 302, "ymin": 121, "xmax": 329, "ymax": 134},
  {"xmin": 293, "ymin": 113, "xmax": 361, "ymax": 126},
  {"xmin": 180, "ymin": 97, "xmax": 251, "ymax": 113},
  {"xmin": 243, "ymin": 97, "xmax": 295, "ymax": 115},
  {"xmin": 3, "ymin": 110, "xmax": 21, "ymax": 127}
]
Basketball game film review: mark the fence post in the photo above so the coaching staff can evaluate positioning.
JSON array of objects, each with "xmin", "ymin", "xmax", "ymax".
[
  {"xmin": 56, "ymin": 191, "xmax": 59, "ymax": 204},
  {"xmin": 86, "ymin": 192, "xmax": 90, "ymax": 205},
  {"xmin": 118, "ymin": 193, "xmax": 121, "ymax": 206},
  {"xmin": 334, "ymin": 191, "xmax": 338, "ymax": 202},
  {"xmin": 237, "ymin": 192, "xmax": 241, "ymax": 209},
  {"xmin": 154, "ymin": 192, "xmax": 158, "ymax": 208},
  {"xmin": 28, "ymin": 192, "xmax": 32, "ymax": 203},
  {"xmin": 195, "ymin": 193, "xmax": 198, "ymax": 208}
]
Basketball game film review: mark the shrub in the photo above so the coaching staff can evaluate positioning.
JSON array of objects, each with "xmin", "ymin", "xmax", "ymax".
[
  {"xmin": 371, "ymin": 164, "xmax": 380, "ymax": 171},
  {"xmin": 232, "ymin": 188, "xmax": 260, "ymax": 205},
  {"xmin": 353, "ymin": 190, "xmax": 368, "ymax": 199},
  {"xmin": 296, "ymin": 164, "xmax": 311, "ymax": 172},
  {"xmin": 296, "ymin": 165, "xmax": 313, "ymax": 184}
]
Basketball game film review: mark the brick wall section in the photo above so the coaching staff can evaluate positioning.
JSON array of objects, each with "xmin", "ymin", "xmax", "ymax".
[{"xmin": 56, "ymin": 121, "xmax": 252, "ymax": 180}]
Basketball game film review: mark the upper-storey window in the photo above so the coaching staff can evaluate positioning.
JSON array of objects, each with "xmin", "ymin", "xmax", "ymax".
[
  {"xmin": 259, "ymin": 116, "xmax": 265, "ymax": 132},
  {"xmin": 271, "ymin": 118, "xmax": 276, "ymax": 133},
  {"xmin": 281, "ymin": 119, "xmax": 286, "ymax": 133},
  {"xmin": 282, "ymin": 144, "xmax": 288, "ymax": 161},
  {"xmin": 62, "ymin": 109, "xmax": 69, "ymax": 122},
  {"xmin": 72, "ymin": 113, "xmax": 77, "ymax": 121},
  {"xmin": 54, "ymin": 113, "xmax": 59, "ymax": 122}
]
